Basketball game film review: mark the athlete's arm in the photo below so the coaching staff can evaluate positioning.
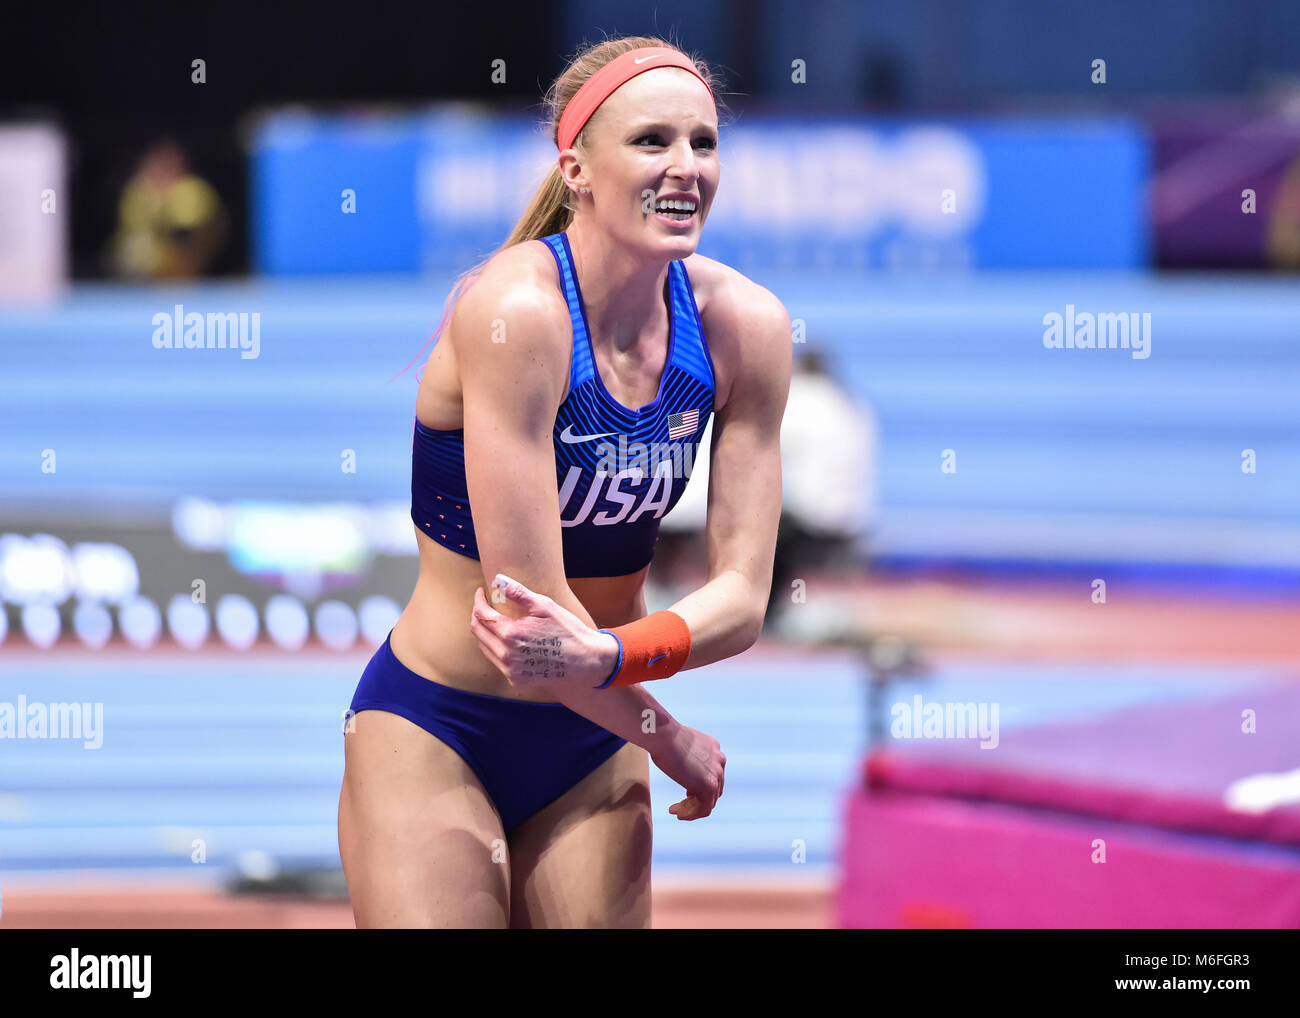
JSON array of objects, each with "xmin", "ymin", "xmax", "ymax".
[
  {"xmin": 668, "ymin": 279, "xmax": 793, "ymax": 667},
  {"xmin": 454, "ymin": 262, "xmax": 689, "ymax": 744}
]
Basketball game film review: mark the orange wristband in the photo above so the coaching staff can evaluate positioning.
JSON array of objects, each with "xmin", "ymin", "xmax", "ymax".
[{"xmin": 594, "ymin": 610, "xmax": 692, "ymax": 688}]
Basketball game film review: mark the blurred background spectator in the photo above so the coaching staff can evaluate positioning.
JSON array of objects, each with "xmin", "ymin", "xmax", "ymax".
[
  {"xmin": 105, "ymin": 139, "xmax": 227, "ymax": 279},
  {"xmin": 766, "ymin": 350, "xmax": 877, "ymax": 630}
]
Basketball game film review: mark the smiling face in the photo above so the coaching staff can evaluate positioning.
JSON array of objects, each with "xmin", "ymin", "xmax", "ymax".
[{"xmin": 562, "ymin": 65, "xmax": 719, "ymax": 259}]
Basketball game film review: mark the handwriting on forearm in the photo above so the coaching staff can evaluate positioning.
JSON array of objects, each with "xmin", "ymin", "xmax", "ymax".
[{"xmin": 519, "ymin": 636, "xmax": 565, "ymax": 681}]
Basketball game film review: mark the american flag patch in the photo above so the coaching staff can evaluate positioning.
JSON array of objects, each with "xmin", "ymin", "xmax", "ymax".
[{"xmin": 667, "ymin": 409, "xmax": 699, "ymax": 441}]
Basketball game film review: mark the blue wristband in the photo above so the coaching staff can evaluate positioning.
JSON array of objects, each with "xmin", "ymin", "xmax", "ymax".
[{"xmin": 593, "ymin": 629, "xmax": 624, "ymax": 689}]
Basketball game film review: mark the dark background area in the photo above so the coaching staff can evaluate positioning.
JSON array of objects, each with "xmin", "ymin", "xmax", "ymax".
[
  {"xmin": 0, "ymin": 1, "xmax": 569, "ymax": 277},
  {"xmin": 4, "ymin": 0, "xmax": 1300, "ymax": 276}
]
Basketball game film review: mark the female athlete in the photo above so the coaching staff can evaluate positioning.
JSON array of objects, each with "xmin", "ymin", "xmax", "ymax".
[{"xmin": 338, "ymin": 34, "xmax": 792, "ymax": 928}]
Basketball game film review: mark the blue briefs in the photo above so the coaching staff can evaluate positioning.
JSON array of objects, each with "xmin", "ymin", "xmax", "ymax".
[{"xmin": 348, "ymin": 630, "xmax": 628, "ymax": 834}]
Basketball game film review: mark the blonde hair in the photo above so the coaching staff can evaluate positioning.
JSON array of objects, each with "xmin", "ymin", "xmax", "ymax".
[{"xmin": 394, "ymin": 33, "xmax": 728, "ymax": 384}]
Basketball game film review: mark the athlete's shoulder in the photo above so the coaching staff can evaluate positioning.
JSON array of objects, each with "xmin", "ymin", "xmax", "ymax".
[
  {"xmin": 682, "ymin": 251, "xmax": 790, "ymax": 334},
  {"xmin": 683, "ymin": 252, "xmax": 791, "ymax": 408},
  {"xmin": 449, "ymin": 239, "xmax": 571, "ymax": 350},
  {"xmin": 463, "ymin": 238, "xmax": 567, "ymax": 312}
]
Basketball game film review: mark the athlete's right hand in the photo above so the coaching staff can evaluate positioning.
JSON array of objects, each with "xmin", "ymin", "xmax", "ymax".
[{"xmin": 649, "ymin": 722, "xmax": 726, "ymax": 821}]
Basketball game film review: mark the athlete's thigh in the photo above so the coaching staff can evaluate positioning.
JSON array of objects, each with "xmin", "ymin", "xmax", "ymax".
[
  {"xmin": 339, "ymin": 708, "xmax": 509, "ymax": 928},
  {"xmin": 507, "ymin": 740, "xmax": 653, "ymax": 929}
]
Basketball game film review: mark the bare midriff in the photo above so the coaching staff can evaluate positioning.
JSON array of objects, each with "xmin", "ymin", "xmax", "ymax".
[{"xmin": 388, "ymin": 531, "xmax": 649, "ymax": 704}]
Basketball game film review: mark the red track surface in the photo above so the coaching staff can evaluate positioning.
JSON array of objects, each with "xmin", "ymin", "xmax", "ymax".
[{"xmin": 1, "ymin": 883, "xmax": 832, "ymax": 929}]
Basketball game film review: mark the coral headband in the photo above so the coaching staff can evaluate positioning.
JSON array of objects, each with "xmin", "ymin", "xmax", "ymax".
[{"xmin": 557, "ymin": 46, "xmax": 713, "ymax": 151}]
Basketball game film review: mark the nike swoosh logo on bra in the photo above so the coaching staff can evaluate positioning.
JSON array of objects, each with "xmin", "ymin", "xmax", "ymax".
[
  {"xmin": 634, "ymin": 55, "xmax": 656, "ymax": 64},
  {"xmin": 648, "ymin": 653, "xmax": 667, "ymax": 665},
  {"xmin": 559, "ymin": 425, "xmax": 620, "ymax": 444}
]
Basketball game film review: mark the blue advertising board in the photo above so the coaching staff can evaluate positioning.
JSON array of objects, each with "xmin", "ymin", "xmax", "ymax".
[{"xmin": 252, "ymin": 107, "xmax": 1148, "ymax": 274}]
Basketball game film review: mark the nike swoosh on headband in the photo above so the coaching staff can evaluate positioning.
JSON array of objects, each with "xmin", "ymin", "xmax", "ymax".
[
  {"xmin": 633, "ymin": 55, "xmax": 657, "ymax": 64},
  {"xmin": 559, "ymin": 425, "xmax": 620, "ymax": 443}
]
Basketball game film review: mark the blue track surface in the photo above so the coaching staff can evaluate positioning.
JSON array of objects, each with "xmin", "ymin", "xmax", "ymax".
[
  {"xmin": 2, "ymin": 272, "xmax": 1297, "ymax": 566},
  {"xmin": 0, "ymin": 647, "xmax": 1288, "ymax": 879}
]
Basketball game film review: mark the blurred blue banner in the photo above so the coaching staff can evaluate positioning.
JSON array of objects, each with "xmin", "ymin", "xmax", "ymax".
[{"xmin": 251, "ymin": 107, "xmax": 1149, "ymax": 275}]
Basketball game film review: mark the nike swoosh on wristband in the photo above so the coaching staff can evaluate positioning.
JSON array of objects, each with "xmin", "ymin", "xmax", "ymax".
[
  {"xmin": 648, "ymin": 653, "xmax": 668, "ymax": 665},
  {"xmin": 559, "ymin": 425, "xmax": 620, "ymax": 443}
]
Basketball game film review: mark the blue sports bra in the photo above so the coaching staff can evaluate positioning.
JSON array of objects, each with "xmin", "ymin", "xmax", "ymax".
[{"xmin": 411, "ymin": 230, "xmax": 716, "ymax": 578}]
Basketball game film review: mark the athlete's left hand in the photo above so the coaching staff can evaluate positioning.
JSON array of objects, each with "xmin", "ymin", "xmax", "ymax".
[{"xmin": 470, "ymin": 573, "xmax": 618, "ymax": 692}]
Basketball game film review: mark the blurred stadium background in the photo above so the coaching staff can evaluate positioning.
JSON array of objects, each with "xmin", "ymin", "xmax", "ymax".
[{"xmin": 2, "ymin": 1, "xmax": 1299, "ymax": 928}]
